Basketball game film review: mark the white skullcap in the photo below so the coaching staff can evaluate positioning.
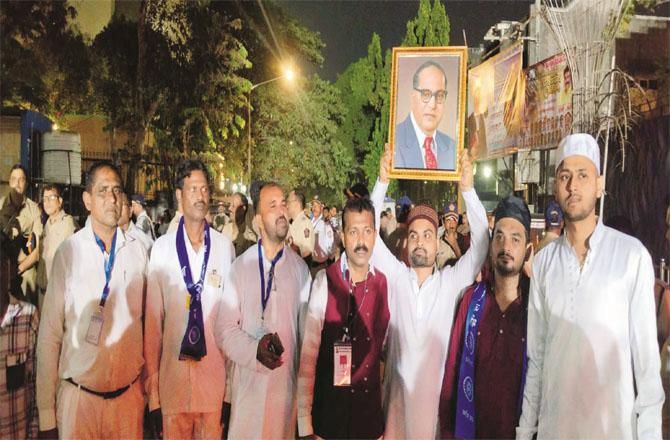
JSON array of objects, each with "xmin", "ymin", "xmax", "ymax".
[{"xmin": 556, "ymin": 133, "xmax": 601, "ymax": 174}]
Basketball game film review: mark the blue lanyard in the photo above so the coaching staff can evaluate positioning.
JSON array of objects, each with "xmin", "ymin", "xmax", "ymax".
[
  {"xmin": 258, "ymin": 240, "xmax": 284, "ymax": 313},
  {"xmin": 176, "ymin": 217, "xmax": 211, "ymax": 298},
  {"xmin": 94, "ymin": 230, "xmax": 117, "ymax": 308}
]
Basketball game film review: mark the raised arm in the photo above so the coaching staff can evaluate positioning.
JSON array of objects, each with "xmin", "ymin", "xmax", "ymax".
[
  {"xmin": 440, "ymin": 150, "xmax": 488, "ymax": 293},
  {"xmin": 370, "ymin": 144, "xmax": 406, "ymax": 281}
]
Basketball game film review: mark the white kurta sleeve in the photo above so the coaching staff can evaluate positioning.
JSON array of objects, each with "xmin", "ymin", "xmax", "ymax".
[
  {"xmin": 215, "ymin": 268, "xmax": 263, "ymax": 372},
  {"xmin": 143, "ymin": 247, "xmax": 165, "ymax": 411},
  {"xmin": 36, "ymin": 245, "xmax": 67, "ymax": 431},
  {"xmin": 370, "ymin": 179, "xmax": 404, "ymax": 284},
  {"xmin": 371, "ymin": 178, "xmax": 387, "ymax": 229},
  {"xmin": 439, "ymin": 188, "xmax": 488, "ymax": 293},
  {"xmin": 297, "ymin": 270, "xmax": 328, "ymax": 436},
  {"xmin": 517, "ymin": 261, "xmax": 546, "ymax": 439},
  {"xmin": 629, "ymin": 249, "xmax": 664, "ymax": 439}
]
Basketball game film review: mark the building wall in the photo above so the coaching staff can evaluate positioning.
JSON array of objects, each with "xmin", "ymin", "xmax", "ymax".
[{"xmin": 62, "ymin": 114, "xmax": 158, "ymax": 196}]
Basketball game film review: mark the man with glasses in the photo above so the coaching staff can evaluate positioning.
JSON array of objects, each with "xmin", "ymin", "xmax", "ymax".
[
  {"xmin": 394, "ymin": 61, "xmax": 456, "ymax": 170},
  {"xmin": 36, "ymin": 184, "xmax": 76, "ymax": 310}
]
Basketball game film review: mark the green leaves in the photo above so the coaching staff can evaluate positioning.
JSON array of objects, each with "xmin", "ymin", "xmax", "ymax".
[
  {"xmin": 251, "ymin": 74, "xmax": 353, "ymax": 204},
  {"xmin": 1, "ymin": 1, "xmax": 93, "ymax": 116}
]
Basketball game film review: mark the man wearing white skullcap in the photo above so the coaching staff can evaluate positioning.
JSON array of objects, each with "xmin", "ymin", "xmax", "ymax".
[{"xmin": 517, "ymin": 133, "xmax": 664, "ymax": 438}]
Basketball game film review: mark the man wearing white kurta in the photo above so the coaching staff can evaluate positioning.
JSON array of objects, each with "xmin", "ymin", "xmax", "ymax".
[
  {"xmin": 144, "ymin": 160, "xmax": 235, "ymax": 439},
  {"xmin": 311, "ymin": 198, "xmax": 335, "ymax": 266},
  {"xmin": 118, "ymin": 193, "xmax": 154, "ymax": 255},
  {"xmin": 36, "ymin": 162, "xmax": 147, "ymax": 439},
  {"xmin": 216, "ymin": 182, "xmax": 311, "ymax": 439},
  {"xmin": 370, "ymin": 146, "xmax": 489, "ymax": 438},
  {"xmin": 517, "ymin": 134, "xmax": 664, "ymax": 438}
]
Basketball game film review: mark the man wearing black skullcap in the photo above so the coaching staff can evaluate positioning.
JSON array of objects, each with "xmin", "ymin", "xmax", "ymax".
[{"xmin": 438, "ymin": 195, "xmax": 533, "ymax": 439}]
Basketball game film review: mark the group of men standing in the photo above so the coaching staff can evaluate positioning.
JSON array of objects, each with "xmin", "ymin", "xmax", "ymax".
[{"xmin": 0, "ymin": 131, "xmax": 664, "ymax": 439}]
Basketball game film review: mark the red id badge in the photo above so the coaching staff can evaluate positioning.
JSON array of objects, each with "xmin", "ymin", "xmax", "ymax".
[{"xmin": 333, "ymin": 341, "xmax": 352, "ymax": 387}]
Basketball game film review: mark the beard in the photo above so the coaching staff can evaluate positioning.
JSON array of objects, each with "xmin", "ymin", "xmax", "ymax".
[
  {"xmin": 493, "ymin": 252, "xmax": 523, "ymax": 277},
  {"xmin": 410, "ymin": 247, "xmax": 433, "ymax": 268},
  {"xmin": 273, "ymin": 216, "xmax": 289, "ymax": 241},
  {"xmin": 561, "ymin": 193, "xmax": 596, "ymax": 222}
]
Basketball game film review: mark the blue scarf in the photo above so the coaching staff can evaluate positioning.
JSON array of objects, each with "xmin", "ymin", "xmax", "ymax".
[
  {"xmin": 454, "ymin": 281, "xmax": 528, "ymax": 439},
  {"xmin": 176, "ymin": 217, "xmax": 211, "ymax": 361}
]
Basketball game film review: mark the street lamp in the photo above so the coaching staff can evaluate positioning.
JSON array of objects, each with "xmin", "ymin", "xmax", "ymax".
[{"xmin": 247, "ymin": 66, "xmax": 295, "ymax": 184}]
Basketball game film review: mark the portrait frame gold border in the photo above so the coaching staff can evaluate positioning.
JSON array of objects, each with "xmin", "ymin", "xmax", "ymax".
[{"xmin": 388, "ymin": 46, "xmax": 468, "ymax": 181}]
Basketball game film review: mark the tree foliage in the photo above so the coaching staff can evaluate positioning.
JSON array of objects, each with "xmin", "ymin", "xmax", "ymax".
[
  {"xmin": 334, "ymin": 33, "xmax": 383, "ymax": 180},
  {"xmin": 356, "ymin": 0, "xmax": 451, "ymax": 199},
  {"xmin": 91, "ymin": 0, "xmax": 252, "ymax": 193},
  {"xmin": 252, "ymin": 75, "xmax": 353, "ymax": 204},
  {"xmin": 0, "ymin": 0, "xmax": 92, "ymax": 117}
]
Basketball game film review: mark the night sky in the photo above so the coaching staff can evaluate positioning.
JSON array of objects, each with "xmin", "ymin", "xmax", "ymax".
[{"xmin": 281, "ymin": 0, "xmax": 534, "ymax": 81}]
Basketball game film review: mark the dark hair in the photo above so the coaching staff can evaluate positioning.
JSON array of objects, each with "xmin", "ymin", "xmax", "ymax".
[
  {"xmin": 413, "ymin": 61, "xmax": 447, "ymax": 90},
  {"xmin": 292, "ymin": 190, "xmax": 306, "ymax": 209},
  {"xmin": 10, "ymin": 163, "xmax": 27, "ymax": 179},
  {"xmin": 174, "ymin": 159, "xmax": 210, "ymax": 190},
  {"xmin": 380, "ymin": 210, "xmax": 389, "ymax": 219},
  {"xmin": 252, "ymin": 181, "xmax": 283, "ymax": 211},
  {"xmin": 233, "ymin": 192, "xmax": 249, "ymax": 209},
  {"xmin": 42, "ymin": 184, "xmax": 62, "ymax": 198},
  {"xmin": 341, "ymin": 197, "xmax": 375, "ymax": 231},
  {"xmin": 491, "ymin": 222, "xmax": 531, "ymax": 243},
  {"xmin": 85, "ymin": 161, "xmax": 123, "ymax": 192}
]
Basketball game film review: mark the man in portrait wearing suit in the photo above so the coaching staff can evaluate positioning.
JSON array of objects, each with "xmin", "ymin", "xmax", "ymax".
[{"xmin": 394, "ymin": 60, "xmax": 456, "ymax": 170}]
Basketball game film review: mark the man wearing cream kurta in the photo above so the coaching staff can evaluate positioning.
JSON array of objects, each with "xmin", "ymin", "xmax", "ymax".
[
  {"xmin": 36, "ymin": 162, "xmax": 147, "ymax": 439},
  {"xmin": 216, "ymin": 182, "xmax": 311, "ymax": 439},
  {"xmin": 144, "ymin": 160, "xmax": 234, "ymax": 439}
]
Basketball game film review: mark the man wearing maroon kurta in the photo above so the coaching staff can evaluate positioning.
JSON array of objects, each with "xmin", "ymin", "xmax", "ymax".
[
  {"xmin": 298, "ymin": 197, "xmax": 390, "ymax": 439},
  {"xmin": 439, "ymin": 196, "xmax": 533, "ymax": 439}
]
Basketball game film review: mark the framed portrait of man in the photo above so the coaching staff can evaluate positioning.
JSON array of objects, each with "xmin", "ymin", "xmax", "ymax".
[{"xmin": 389, "ymin": 46, "xmax": 467, "ymax": 181}]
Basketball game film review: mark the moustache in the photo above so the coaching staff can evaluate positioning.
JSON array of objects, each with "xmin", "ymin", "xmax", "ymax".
[
  {"xmin": 412, "ymin": 247, "xmax": 426, "ymax": 255},
  {"xmin": 353, "ymin": 245, "xmax": 369, "ymax": 253},
  {"xmin": 276, "ymin": 216, "xmax": 288, "ymax": 224},
  {"xmin": 497, "ymin": 251, "xmax": 513, "ymax": 260}
]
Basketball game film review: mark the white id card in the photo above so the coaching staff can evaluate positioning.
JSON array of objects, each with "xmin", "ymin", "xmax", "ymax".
[
  {"xmin": 85, "ymin": 310, "xmax": 104, "ymax": 346},
  {"xmin": 207, "ymin": 270, "xmax": 221, "ymax": 288},
  {"xmin": 333, "ymin": 342, "xmax": 352, "ymax": 387}
]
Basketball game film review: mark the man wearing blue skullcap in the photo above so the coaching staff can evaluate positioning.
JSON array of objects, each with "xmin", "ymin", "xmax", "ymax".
[{"xmin": 536, "ymin": 200, "xmax": 563, "ymax": 252}]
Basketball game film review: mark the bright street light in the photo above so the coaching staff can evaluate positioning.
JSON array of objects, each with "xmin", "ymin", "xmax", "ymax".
[{"xmin": 284, "ymin": 67, "xmax": 295, "ymax": 82}]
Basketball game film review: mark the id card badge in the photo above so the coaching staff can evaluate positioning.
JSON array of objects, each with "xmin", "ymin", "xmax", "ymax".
[
  {"xmin": 333, "ymin": 342, "xmax": 352, "ymax": 387},
  {"xmin": 207, "ymin": 270, "xmax": 221, "ymax": 288},
  {"xmin": 85, "ymin": 309, "xmax": 104, "ymax": 346}
]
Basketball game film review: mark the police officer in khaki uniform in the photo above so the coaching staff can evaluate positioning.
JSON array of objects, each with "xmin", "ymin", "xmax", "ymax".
[
  {"xmin": 0, "ymin": 164, "xmax": 43, "ymax": 305},
  {"xmin": 37, "ymin": 184, "xmax": 76, "ymax": 309},
  {"xmin": 287, "ymin": 190, "xmax": 315, "ymax": 258}
]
